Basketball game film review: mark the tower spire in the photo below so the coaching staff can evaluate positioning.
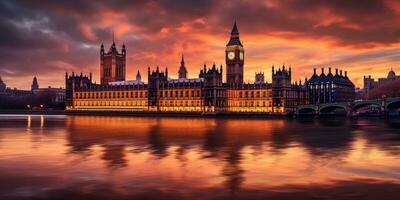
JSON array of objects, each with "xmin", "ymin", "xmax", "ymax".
[
  {"xmin": 227, "ymin": 20, "xmax": 242, "ymax": 46},
  {"xmin": 136, "ymin": 70, "xmax": 141, "ymax": 81},
  {"xmin": 112, "ymin": 31, "xmax": 115, "ymax": 44},
  {"xmin": 31, "ymin": 76, "xmax": 39, "ymax": 91},
  {"xmin": 231, "ymin": 20, "xmax": 239, "ymax": 35},
  {"xmin": 178, "ymin": 54, "xmax": 188, "ymax": 79}
]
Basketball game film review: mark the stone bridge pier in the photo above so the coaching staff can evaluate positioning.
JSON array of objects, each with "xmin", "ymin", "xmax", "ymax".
[{"xmin": 295, "ymin": 97, "xmax": 400, "ymax": 118}]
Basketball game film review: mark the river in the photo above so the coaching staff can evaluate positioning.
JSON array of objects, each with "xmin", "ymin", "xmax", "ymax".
[{"xmin": 0, "ymin": 115, "xmax": 399, "ymax": 200}]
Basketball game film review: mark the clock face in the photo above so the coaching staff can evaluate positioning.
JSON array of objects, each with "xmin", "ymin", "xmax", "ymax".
[
  {"xmin": 228, "ymin": 51, "xmax": 235, "ymax": 60},
  {"xmin": 239, "ymin": 52, "xmax": 244, "ymax": 60}
]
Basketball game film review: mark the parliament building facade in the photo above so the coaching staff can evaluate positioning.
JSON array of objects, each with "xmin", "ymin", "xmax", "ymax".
[{"xmin": 66, "ymin": 22, "xmax": 309, "ymax": 114}]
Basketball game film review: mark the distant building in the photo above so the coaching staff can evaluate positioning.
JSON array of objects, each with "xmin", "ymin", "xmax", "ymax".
[
  {"xmin": 306, "ymin": 68, "xmax": 355, "ymax": 104},
  {"xmin": 0, "ymin": 76, "xmax": 6, "ymax": 93},
  {"xmin": 0, "ymin": 76, "xmax": 32, "ymax": 96},
  {"xmin": 363, "ymin": 68, "xmax": 400, "ymax": 98},
  {"xmin": 100, "ymin": 38, "xmax": 126, "ymax": 84},
  {"xmin": 0, "ymin": 76, "xmax": 65, "ymax": 109},
  {"xmin": 33, "ymin": 86, "xmax": 66, "ymax": 105}
]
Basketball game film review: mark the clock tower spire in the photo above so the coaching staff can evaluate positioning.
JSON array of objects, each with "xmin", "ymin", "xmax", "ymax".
[{"xmin": 226, "ymin": 21, "xmax": 244, "ymax": 85}]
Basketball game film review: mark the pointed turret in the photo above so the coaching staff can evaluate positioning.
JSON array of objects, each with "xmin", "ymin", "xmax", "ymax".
[
  {"xmin": 122, "ymin": 43, "xmax": 126, "ymax": 55},
  {"xmin": 108, "ymin": 32, "xmax": 118, "ymax": 53},
  {"xmin": 178, "ymin": 54, "xmax": 188, "ymax": 79},
  {"xmin": 227, "ymin": 21, "xmax": 242, "ymax": 46},
  {"xmin": 231, "ymin": 20, "xmax": 239, "ymax": 35},
  {"xmin": 181, "ymin": 54, "xmax": 185, "ymax": 66},
  {"xmin": 31, "ymin": 76, "xmax": 39, "ymax": 91},
  {"xmin": 136, "ymin": 70, "xmax": 141, "ymax": 81}
]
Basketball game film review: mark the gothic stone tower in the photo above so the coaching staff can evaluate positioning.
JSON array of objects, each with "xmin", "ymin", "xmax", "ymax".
[
  {"xmin": 226, "ymin": 21, "xmax": 244, "ymax": 85},
  {"xmin": 272, "ymin": 65, "xmax": 292, "ymax": 111},
  {"xmin": 100, "ymin": 39, "xmax": 126, "ymax": 84},
  {"xmin": 199, "ymin": 63, "xmax": 225, "ymax": 112},
  {"xmin": 147, "ymin": 66, "xmax": 168, "ymax": 111}
]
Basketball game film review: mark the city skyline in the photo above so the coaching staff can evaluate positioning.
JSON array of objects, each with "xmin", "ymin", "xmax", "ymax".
[{"xmin": 1, "ymin": 0, "xmax": 400, "ymax": 89}]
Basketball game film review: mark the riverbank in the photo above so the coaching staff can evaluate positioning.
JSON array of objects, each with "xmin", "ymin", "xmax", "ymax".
[{"xmin": 0, "ymin": 109, "xmax": 289, "ymax": 119}]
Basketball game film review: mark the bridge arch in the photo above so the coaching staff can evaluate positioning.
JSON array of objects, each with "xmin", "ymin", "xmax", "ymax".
[
  {"xmin": 352, "ymin": 101, "xmax": 381, "ymax": 112},
  {"xmin": 386, "ymin": 98, "xmax": 400, "ymax": 116},
  {"xmin": 319, "ymin": 104, "xmax": 347, "ymax": 115},
  {"xmin": 297, "ymin": 107, "xmax": 317, "ymax": 115}
]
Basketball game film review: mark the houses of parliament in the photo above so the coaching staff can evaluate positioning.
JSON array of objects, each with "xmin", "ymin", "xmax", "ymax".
[{"xmin": 66, "ymin": 22, "xmax": 310, "ymax": 113}]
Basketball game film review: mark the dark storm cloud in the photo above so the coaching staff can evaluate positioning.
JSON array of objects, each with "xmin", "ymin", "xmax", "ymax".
[
  {"xmin": 218, "ymin": 0, "xmax": 400, "ymax": 46},
  {"xmin": 0, "ymin": 0, "xmax": 399, "ymax": 88}
]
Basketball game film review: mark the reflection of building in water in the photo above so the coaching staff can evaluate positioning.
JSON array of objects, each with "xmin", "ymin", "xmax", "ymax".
[
  {"xmin": 66, "ymin": 22, "xmax": 308, "ymax": 114},
  {"xmin": 221, "ymin": 147, "xmax": 245, "ymax": 193},
  {"xmin": 147, "ymin": 118, "xmax": 168, "ymax": 157},
  {"xmin": 293, "ymin": 119, "xmax": 354, "ymax": 158},
  {"xmin": 101, "ymin": 145, "xmax": 127, "ymax": 168}
]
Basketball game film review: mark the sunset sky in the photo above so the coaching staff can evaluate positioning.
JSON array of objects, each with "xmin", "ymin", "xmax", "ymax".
[{"xmin": 1, "ymin": 0, "xmax": 400, "ymax": 89}]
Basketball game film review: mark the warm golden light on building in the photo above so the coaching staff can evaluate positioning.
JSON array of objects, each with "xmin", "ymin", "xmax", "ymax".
[{"xmin": 65, "ymin": 22, "xmax": 308, "ymax": 114}]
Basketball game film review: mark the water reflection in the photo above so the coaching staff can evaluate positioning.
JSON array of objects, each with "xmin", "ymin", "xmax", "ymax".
[{"xmin": 0, "ymin": 115, "xmax": 400, "ymax": 199}]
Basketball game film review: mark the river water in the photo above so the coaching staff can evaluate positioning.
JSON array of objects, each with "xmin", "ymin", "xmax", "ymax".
[{"xmin": 0, "ymin": 115, "xmax": 399, "ymax": 200}]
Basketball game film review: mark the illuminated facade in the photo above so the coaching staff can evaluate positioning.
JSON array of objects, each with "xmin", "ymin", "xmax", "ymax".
[
  {"xmin": 306, "ymin": 68, "xmax": 355, "ymax": 104},
  {"xmin": 227, "ymin": 84, "xmax": 273, "ymax": 112},
  {"xmin": 66, "ymin": 22, "xmax": 308, "ymax": 114}
]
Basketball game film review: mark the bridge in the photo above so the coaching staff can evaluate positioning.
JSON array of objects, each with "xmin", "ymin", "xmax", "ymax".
[{"xmin": 295, "ymin": 97, "xmax": 400, "ymax": 117}]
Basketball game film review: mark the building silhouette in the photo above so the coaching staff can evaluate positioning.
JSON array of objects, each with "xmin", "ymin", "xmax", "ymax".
[
  {"xmin": 0, "ymin": 76, "xmax": 6, "ymax": 93},
  {"xmin": 65, "ymin": 22, "xmax": 308, "ymax": 113},
  {"xmin": 226, "ymin": 21, "xmax": 244, "ymax": 85},
  {"xmin": 100, "ymin": 37, "xmax": 126, "ymax": 84},
  {"xmin": 0, "ymin": 76, "xmax": 65, "ymax": 108},
  {"xmin": 306, "ymin": 68, "xmax": 355, "ymax": 104},
  {"xmin": 136, "ymin": 70, "xmax": 141, "ymax": 82},
  {"xmin": 363, "ymin": 68, "xmax": 400, "ymax": 98}
]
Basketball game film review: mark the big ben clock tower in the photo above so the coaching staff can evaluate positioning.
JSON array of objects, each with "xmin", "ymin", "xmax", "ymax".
[{"xmin": 226, "ymin": 21, "xmax": 244, "ymax": 85}]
